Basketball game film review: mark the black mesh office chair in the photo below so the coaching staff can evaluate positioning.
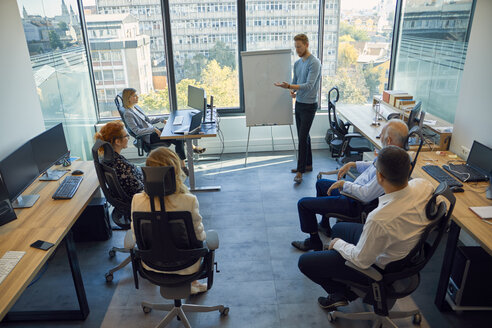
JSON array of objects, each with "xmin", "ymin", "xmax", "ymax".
[
  {"xmin": 92, "ymin": 139, "xmax": 133, "ymax": 282},
  {"xmin": 327, "ymin": 87, "xmax": 373, "ymax": 162},
  {"xmin": 328, "ymin": 183, "xmax": 455, "ymax": 327},
  {"xmin": 115, "ymin": 94, "xmax": 170, "ymax": 157},
  {"xmin": 131, "ymin": 166, "xmax": 228, "ymax": 327},
  {"xmin": 405, "ymin": 126, "xmax": 424, "ymax": 177}
]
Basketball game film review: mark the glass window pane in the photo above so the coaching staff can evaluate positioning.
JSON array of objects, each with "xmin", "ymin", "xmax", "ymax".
[
  {"xmin": 321, "ymin": 0, "xmax": 397, "ymax": 107},
  {"xmin": 169, "ymin": 0, "xmax": 239, "ymax": 110},
  {"xmin": 393, "ymin": 0, "xmax": 474, "ymax": 123},
  {"xmin": 18, "ymin": 0, "xmax": 97, "ymax": 160},
  {"xmin": 83, "ymin": 0, "xmax": 169, "ymax": 117}
]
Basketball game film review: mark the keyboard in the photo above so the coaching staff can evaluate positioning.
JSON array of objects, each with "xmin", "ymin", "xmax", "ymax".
[
  {"xmin": 52, "ymin": 175, "xmax": 83, "ymax": 199},
  {"xmin": 173, "ymin": 115, "xmax": 184, "ymax": 125},
  {"xmin": 422, "ymin": 165, "xmax": 463, "ymax": 187},
  {"xmin": 0, "ymin": 251, "xmax": 25, "ymax": 284}
]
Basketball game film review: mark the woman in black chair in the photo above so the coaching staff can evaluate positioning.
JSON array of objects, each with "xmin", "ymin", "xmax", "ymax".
[
  {"xmin": 131, "ymin": 147, "xmax": 208, "ymax": 295},
  {"xmin": 94, "ymin": 121, "xmax": 144, "ymax": 198}
]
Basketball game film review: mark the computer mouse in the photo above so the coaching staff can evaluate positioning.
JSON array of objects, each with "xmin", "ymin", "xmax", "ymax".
[
  {"xmin": 72, "ymin": 170, "xmax": 84, "ymax": 176},
  {"xmin": 450, "ymin": 186, "xmax": 464, "ymax": 193}
]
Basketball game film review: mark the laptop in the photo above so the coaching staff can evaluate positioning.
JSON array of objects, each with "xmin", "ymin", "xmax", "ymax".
[
  {"xmin": 172, "ymin": 111, "xmax": 203, "ymax": 134},
  {"xmin": 443, "ymin": 141, "xmax": 491, "ymax": 182}
]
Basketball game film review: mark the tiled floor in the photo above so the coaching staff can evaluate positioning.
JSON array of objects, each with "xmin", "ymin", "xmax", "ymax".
[{"xmin": 2, "ymin": 151, "xmax": 492, "ymax": 327}]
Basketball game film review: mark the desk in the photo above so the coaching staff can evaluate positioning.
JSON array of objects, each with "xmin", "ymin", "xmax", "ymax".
[
  {"xmin": 411, "ymin": 151, "xmax": 492, "ymax": 311},
  {"xmin": 0, "ymin": 161, "xmax": 99, "ymax": 321},
  {"xmin": 337, "ymin": 104, "xmax": 383, "ymax": 149},
  {"xmin": 161, "ymin": 109, "xmax": 220, "ymax": 192}
]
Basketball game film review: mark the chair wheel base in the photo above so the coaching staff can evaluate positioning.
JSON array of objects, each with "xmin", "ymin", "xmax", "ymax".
[
  {"xmin": 220, "ymin": 307, "xmax": 229, "ymax": 316},
  {"xmin": 142, "ymin": 306, "xmax": 152, "ymax": 314},
  {"xmin": 105, "ymin": 272, "xmax": 113, "ymax": 283},
  {"xmin": 109, "ymin": 249, "xmax": 116, "ymax": 257},
  {"xmin": 328, "ymin": 312, "xmax": 336, "ymax": 322},
  {"xmin": 413, "ymin": 313, "xmax": 422, "ymax": 325}
]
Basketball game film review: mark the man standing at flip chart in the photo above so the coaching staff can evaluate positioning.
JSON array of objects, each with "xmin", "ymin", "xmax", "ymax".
[{"xmin": 275, "ymin": 34, "xmax": 321, "ymax": 183}]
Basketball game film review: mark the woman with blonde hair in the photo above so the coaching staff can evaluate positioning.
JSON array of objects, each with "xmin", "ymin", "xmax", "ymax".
[
  {"xmin": 94, "ymin": 121, "xmax": 144, "ymax": 198},
  {"xmin": 131, "ymin": 147, "xmax": 207, "ymax": 294}
]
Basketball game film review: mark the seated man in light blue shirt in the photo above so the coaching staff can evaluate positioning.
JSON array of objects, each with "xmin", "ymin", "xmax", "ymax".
[{"xmin": 292, "ymin": 119, "xmax": 408, "ymax": 251}]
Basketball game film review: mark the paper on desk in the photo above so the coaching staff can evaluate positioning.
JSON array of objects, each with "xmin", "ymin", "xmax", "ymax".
[
  {"xmin": 469, "ymin": 206, "xmax": 492, "ymax": 220},
  {"xmin": 423, "ymin": 119, "xmax": 436, "ymax": 126},
  {"xmin": 434, "ymin": 126, "xmax": 453, "ymax": 133}
]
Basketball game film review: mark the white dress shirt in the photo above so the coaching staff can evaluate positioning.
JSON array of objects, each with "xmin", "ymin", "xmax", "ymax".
[
  {"xmin": 342, "ymin": 160, "xmax": 384, "ymax": 203},
  {"xmin": 334, "ymin": 178, "xmax": 434, "ymax": 270}
]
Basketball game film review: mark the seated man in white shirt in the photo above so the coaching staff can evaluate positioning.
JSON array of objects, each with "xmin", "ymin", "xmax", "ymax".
[
  {"xmin": 292, "ymin": 119, "xmax": 409, "ymax": 251},
  {"xmin": 298, "ymin": 145, "xmax": 434, "ymax": 311}
]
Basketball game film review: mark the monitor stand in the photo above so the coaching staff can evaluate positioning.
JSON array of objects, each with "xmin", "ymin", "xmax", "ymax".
[
  {"xmin": 39, "ymin": 169, "xmax": 68, "ymax": 181},
  {"xmin": 12, "ymin": 194, "xmax": 40, "ymax": 209}
]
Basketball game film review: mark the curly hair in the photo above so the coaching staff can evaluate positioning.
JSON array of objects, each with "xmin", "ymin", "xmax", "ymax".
[
  {"xmin": 146, "ymin": 147, "xmax": 188, "ymax": 194},
  {"xmin": 294, "ymin": 33, "xmax": 309, "ymax": 44},
  {"xmin": 122, "ymin": 88, "xmax": 137, "ymax": 109},
  {"xmin": 94, "ymin": 121, "xmax": 126, "ymax": 154}
]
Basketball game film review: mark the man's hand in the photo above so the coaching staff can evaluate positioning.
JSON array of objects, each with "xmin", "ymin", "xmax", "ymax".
[
  {"xmin": 274, "ymin": 82, "xmax": 290, "ymax": 89},
  {"xmin": 162, "ymin": 119, "xmax": 167, "ymax": 124},
  {"xmin": 337, "ymin": 162, "xmax": 356, "ymax": 180},
  {"xmin": 154, "ymin": 128, "xmax": 161, "ymax": 135},
  {"xmin": 329, "ymin": 238, "xmax": 340, "ymax": 250},
  {"xmin": 290, "ymin": 90, "xmax": 296, "ymax": 98},
  {"xmin": 327, "ymin": 180, "xmax": 345, "ymax": 195}
]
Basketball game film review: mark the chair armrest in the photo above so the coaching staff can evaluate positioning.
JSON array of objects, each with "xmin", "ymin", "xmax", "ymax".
[
  {"xmin": 340, "ymin": 191, "xmax": 366, "ymax": 204},
  {"xmin": 344, "ymin": 133, "xmax": 363, "ymax": 139},
  {"xmin": 345, "ymin": 261, "xmax": 382, "ymax": 281},
  {"xmin": 205, "ymin": 230, "xmax": 219, "ymax": 250}
]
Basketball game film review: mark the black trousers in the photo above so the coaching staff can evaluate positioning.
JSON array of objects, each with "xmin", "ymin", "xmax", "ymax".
[
  {"xmin": 298, "ymin": 222, "xmax": 372, "ymax": 300},
  {"xmin": 295, "ymin": 101, "xmax": 317, "ymax": 173},
  {"xmin": 150, "ymin": 132, "xmax": 186, "ymax": 160}
]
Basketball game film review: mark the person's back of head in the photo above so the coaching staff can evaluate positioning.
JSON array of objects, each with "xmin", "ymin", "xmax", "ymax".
[
  {"xmin": 94, "ymin": 121, "xmax": 125, "ymax": 155},
  {"xmin": 375, "ymin": 145, "xmax": 410, "ymax": 189},
  {"xmin": 381, "ymin": 119, "xmax": 408, "ymax": 148},
  {"xmin": 146, "ymin": 147, "xmax": 188, "ymax": 194},
  {"xmin": 122, "ymin": 88, "xmax": 137, "ymax": 109}
]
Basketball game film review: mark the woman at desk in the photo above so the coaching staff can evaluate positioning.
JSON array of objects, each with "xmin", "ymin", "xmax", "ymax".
[
  {"xmin": 121, "ymin": 88, "xmax": 205, "ymax": 172},
  {"xmin": 94, "ymin": 121, "xmax": 144, "ymax": 198},
  {"xmin": 131, "ymin": 147, "xmax": 208, "ymax": 295}
]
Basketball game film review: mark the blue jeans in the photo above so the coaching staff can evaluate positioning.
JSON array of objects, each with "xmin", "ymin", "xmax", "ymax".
[
  {"xmin": 295, "ymin": 101, "xmax": 317, "ymax": 173},
  {"xmin": 298, "ymin": 222, "xmax": 371, "ymax": 300},
  {"xmin": 297, "ymin": 179, "xmax": 361, "ymax": 235}
]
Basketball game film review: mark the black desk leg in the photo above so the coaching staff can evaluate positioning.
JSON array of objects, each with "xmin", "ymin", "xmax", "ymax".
[
  {"xmin": 4, "ymin": 231, "xmax": 90, "ymax": 321},
  {"xmin": 434, "ymin": 220, "xmax": 460, "ymax": 311}
]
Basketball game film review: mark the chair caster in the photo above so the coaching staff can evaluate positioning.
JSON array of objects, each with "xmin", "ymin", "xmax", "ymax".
[
  {"xmin": 109, "ymin": 249, "xmax": 116, "ymax": 257},
  {"xmin": 105, "ymin": 272, "xmax": 113, "ymax": 283},
  {"xmin": 317, "ymin": 173, "xmax": 322, "ymax": 180},
  {"xmin": 328, "ymin": 312, "xmax": 336, "ymax": 322},
  {"xmin": 220, "ymin": 307, "xmax": 229, "ymax": 316},
  {"xmin": 142, "ymin": 305, "xmax": 152, "ymax": 314},
  {"xmin": 413, "ymin": 313, "xmax": 422, "ymax": 325}
]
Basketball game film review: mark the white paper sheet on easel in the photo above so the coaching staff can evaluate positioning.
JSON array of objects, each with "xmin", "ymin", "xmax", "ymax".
[{"xmin": 469, "ymin": 206, "xmax": 492, "ymax": 219}]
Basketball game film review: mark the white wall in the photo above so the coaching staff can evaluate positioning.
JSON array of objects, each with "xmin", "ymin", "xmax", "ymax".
[
  {"xmin": 0, "ymin": 0, "xmax": 45, "ymax": 158},
  {"xmin": 450, "ymin": 0, "xmax": 492, "ymax": 156}
]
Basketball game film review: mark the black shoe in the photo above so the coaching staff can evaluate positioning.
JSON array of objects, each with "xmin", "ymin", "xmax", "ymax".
[
  {"xmin": 318, "ymin": 294, "xmax": 349, "ymax": 311},
  {"xmin": 317, "ymin": 222, "xmax": 331, "ymax": 237},
  {"xmin": 291, "ymin": 238, "xmax": 322, "ymax": 251},
  {"xmin": 291, "ymin": 166, "xmax": 313, "ymax": 173}
]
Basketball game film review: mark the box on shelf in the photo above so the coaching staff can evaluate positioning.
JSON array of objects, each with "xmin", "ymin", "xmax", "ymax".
[
  {"xmin": 390, "ymin": 94, "xmax": 412, "ymax": 107},
  {"xmin": 396, "ymin": 99, "xmax": 416, "ymax": 109},
  {"xmin": 382, "ymin": 90, "xmax": 407, "ymax": 104}
]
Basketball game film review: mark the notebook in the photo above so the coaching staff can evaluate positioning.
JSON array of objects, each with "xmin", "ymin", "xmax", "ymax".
[
  {"xmin": 443, "ymin": 141, "xmax": 491, "ymax": 182},
  {"xmin": 469, "ymin": 206, "xmax": 492, "ymax": 220},
  {"xmin": 173, "ymin": 111, "xmax": 202, "ymax": 134}
]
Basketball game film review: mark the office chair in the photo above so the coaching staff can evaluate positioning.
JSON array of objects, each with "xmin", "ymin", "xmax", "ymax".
[
  {"xmin": 115, "ymin": 94, "xmax": 170, "ymax": 157},
  {"xmin": 130, "ymin": 166, "xmax": 228, "ymax": 327},
  {"xmin": 327, "ymin": 86, "xmax": 373, "ymax": 162},
  {"xmin": 404, "ymin": 126, "xmax": 424, "ymax": 177},
  {"xmin": 328, "ymin": 183, "xmax": 456, "ymax": 327},
  {"xmin": 92, "ymin": 139, "xmax": 133, "ymax": 282}
]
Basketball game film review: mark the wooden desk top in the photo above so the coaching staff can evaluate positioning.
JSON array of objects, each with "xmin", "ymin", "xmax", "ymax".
[
  {"xmin": 161, "ymin": 109, "xmax": 217, "ymax": 140},
  {"xmin": 337, "ymin": 104, "xmax": 383, "ymax": 149},
  {"xmin": 0, "ymin": 161, "xmax": 99, "ymax": 320},
  {"xmin": 412, "ymin": 151, "xmax": 492, "ymax": 255}
]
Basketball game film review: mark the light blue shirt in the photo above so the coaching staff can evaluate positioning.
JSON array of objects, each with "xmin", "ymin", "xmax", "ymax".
[
  {"xmin": 292, "ymin": 54, "xmax": 321, "ymax": 104},
  {"xmin": 342, "ymin": 160, "xmax": 385, "ymax": 203}
]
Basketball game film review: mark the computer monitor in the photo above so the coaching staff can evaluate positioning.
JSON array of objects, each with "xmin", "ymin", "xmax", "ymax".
[
  {"xmin": 467, "ymin": 141, "xmax": 492, "ymax": 175},
  {"xmin": 31, "ymin": 123, "xmax": 69, "ymax": 179},
  {"xmin": 187, "ymin": 85, "xmax": 206, "ymax": 112},
  {"xmin": 407, "ymin": 101, "xmax": 422, "ymax": 130},
  {"xmin": 0, "ymin": 141, "xmax": 40, "ymax": 208}
]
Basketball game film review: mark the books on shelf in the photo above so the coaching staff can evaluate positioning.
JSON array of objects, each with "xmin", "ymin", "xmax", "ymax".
[
  {"xmin": 382, "ymin": 90, "xmax": 407, "ymax": 104},
  {"xmin": 396, "ymin": 99, "xmax": 416, "ymax": 109}
]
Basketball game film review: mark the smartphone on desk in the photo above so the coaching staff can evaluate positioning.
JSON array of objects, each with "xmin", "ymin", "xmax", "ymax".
[{"xmin": 30, "ymin": 240, "xmax": 55, "ymax": 251}]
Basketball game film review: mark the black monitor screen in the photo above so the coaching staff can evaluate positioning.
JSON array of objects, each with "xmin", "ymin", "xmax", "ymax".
[
  {"xmin": 31, "ymin": 123, "xmax": 69, "ymax": 173},
  {"xmin": 0, "ymin": 141, "xmax": 40, "ymax": 202},
  {"xmin": 467, "ymin": 141, "xmax": 492, "ymax": 174},
  {"xmin": 407, "ymin": 101, "xmax": 422, "ymax": 130},
  {"xmin": 187, "ymin": 85, "xmax": 206, "ymax": 111}
]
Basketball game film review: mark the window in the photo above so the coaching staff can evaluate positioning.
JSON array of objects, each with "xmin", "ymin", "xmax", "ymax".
[
  {"xmin": 169, "ymin": 0, "xmax": 239, "ymax": 110},
  {"xmin": 392, "ymin": 0, "xmax": 475, "ymax": 123},
  {"xmin": 17, "ymin": 0, "xmax": 97, "ymax": 160}
]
